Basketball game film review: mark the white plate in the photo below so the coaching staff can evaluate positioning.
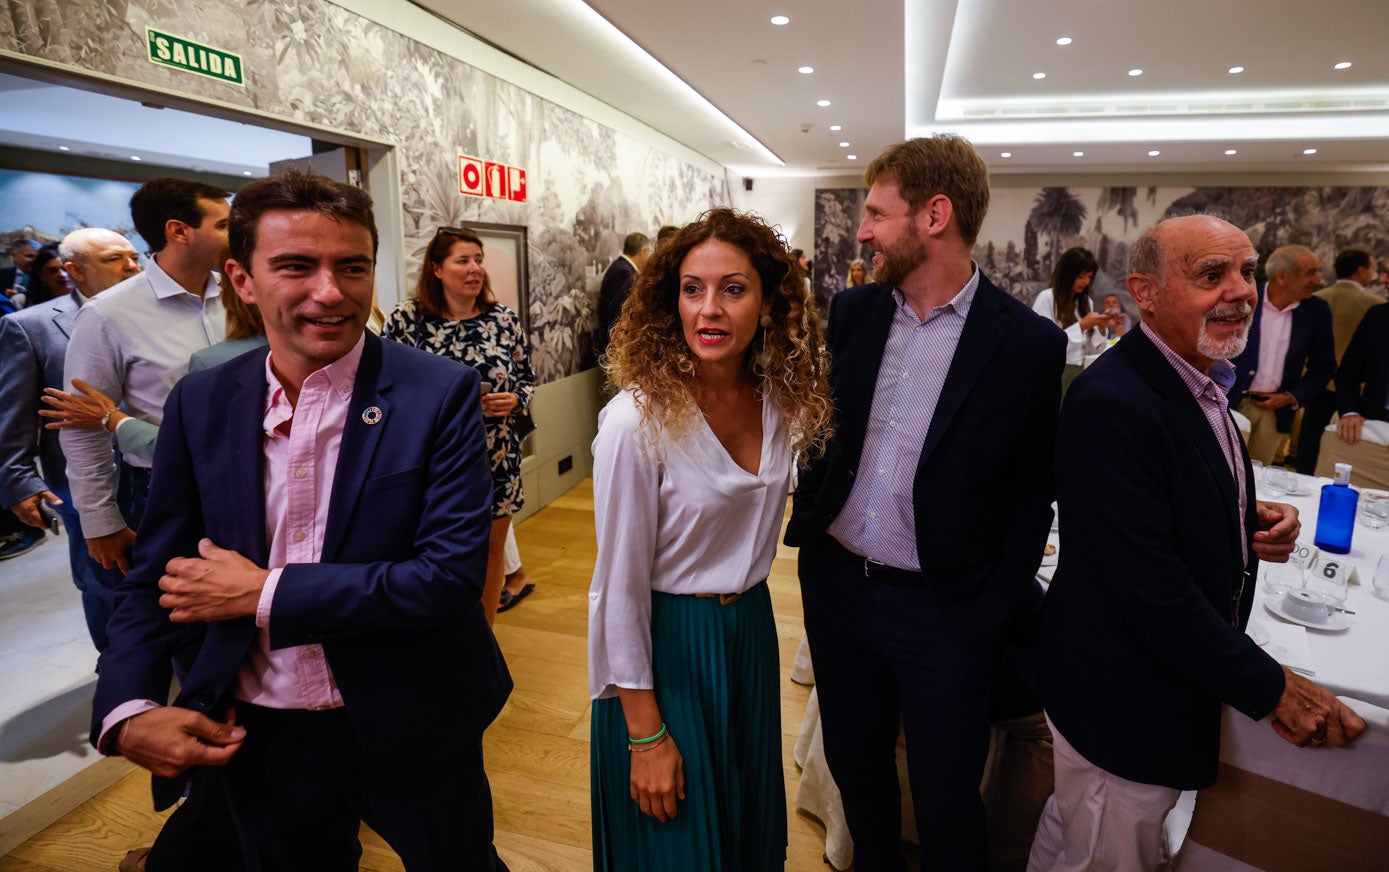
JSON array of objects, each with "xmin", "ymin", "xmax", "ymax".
[{"xmin": 1263, "ymin": 595, "xmax": 1350, "ymax": 631}]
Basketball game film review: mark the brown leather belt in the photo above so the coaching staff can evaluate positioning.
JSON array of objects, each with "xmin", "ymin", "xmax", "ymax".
[{"xmin": 694, "ymin": 592, "xmax": 744, "ymax": 606}]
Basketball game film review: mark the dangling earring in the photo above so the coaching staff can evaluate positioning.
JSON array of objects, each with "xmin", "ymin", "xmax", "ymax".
[{"xmin": 760, "ymin": 313, "xmax": 773, "ymax": 328}]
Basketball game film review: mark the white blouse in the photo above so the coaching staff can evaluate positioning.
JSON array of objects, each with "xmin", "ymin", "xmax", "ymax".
[
  {"xmin": 587, "ymin": 389, "xmax": 791, "ymax": 700},
  {"xmin": 1032, "ymin": 287, "xmax": 1108, "ymax": 366}
]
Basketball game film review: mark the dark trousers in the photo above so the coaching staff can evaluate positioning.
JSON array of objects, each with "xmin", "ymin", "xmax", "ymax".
[
  {"xmin": 799, "ymin": 535, "xmax": 1000, "ymax": 872},
  {"xmin": 1296, "ymin": 388, "xmax": 1338, "ymax": 475},
  {"xmin": 223, "ymin": 703, "xmax": 507, "ymax": 872}
]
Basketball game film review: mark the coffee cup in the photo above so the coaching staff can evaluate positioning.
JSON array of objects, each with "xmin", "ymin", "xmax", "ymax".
[{"xmin": 1282, "ymin": 589, "xmax": 1331, "ymax": 624}]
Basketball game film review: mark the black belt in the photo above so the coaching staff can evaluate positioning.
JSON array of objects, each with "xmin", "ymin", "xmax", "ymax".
[{"xmin": 827, "ymin": 538, "xmax": 928, "ymax": 587}]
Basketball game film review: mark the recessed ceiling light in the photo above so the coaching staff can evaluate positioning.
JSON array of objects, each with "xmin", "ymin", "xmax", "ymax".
[
  {"xmin": 1148, "ymin": 150, "xmax": 1161, "ymax": 157},
  {"xmin": 1056, "ymin": 37, "xmax": 1072, "ymax": 46},
  {"xmin": 829, "ymin": 125, "xmax": 842, "ymax": 131},
  {"xmin": 1000, "ymin": 152, "xmax": 1013, "ymax": 158},
  {"xmin": 1225, "ymin": 149, "xmax": 1238, "ymax": 156},
  {"xmin": 130, "ymin": 155, "xmax": 141, "ymax": 161},
  {"xmin": 1033, "ymin": 72, "xmax": 1047, "ymax": 80},
  {"xmin": 816, "ymin": 99, "xmax": 831, "ymax": 107},
  {"xmin": 798, "ymin": 66, "xmax": 813, "ymax": 74},
  {"xmin": 1303, "ymin": 147, "xmax": 1318, "ymax": 155},
  {"xmin": 770, "ymin": 15, "xmax": 789, "ymax": 25},
  {"xmin": 242, "ymin": 170, "xmax": 254, "ymax": 176},
  {"xmin": 1334, "ymin": 61, "xmax": 1352, "ymax": 70},
  {"xmin": 1128, "ymin": 69, "xmax": 1143, "ymax": 77},
  {"xmin": 847, "ymin": 154, "xmax": 857, "ymax": 160},
  {"xmin": 839, "ymin": 141, "xmax": 850, "ymax": 147},
  {"xmin": 58, "ymin": 145, "xmax": 70, "ymax": 151},
  {"xmin": 1228, "ymin": 66, "xmax": 1244, "ymax": 74},
  {"xmin": 1073, "ymin": 151, "xmax": 1085, "ymax": 157}
]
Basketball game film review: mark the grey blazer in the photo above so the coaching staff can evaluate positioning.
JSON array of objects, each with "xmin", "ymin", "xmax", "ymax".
[{"xmin": 0, "ymin": 291, "xmax": 82, "ymax": 507}]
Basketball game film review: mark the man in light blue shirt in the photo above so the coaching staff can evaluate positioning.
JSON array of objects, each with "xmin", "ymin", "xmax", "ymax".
[{"xmin": 61, "ymin": 178, "xmax": 229, "ymax": 576}]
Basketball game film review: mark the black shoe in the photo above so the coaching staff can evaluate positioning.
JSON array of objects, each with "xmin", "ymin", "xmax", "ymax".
[{"xmin": 0, "ymin": 528, "xmax": 45, "ymax": 560}]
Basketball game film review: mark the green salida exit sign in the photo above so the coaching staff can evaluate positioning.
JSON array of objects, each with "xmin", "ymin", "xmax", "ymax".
[{"xmin": 145, "ymin": 28, "xmax": 244, "ymax": 86}]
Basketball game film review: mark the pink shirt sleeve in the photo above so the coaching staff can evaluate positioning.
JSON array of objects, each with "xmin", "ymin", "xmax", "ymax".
[
  {"xmin": 97, "ymin": 699, "xmax": 163, "ymax": 755},
  {"xmin": 256, "ymin": 568, "xmax": 283, "ymax": 629}
]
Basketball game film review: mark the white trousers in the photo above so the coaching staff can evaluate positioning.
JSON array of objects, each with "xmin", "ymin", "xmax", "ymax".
[{"xmin": 1026, "ymin": 715, "xmax": 1180, "ymax": 872}]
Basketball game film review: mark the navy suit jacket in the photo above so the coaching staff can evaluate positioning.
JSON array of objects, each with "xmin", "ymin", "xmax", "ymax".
[
  {"xmin": 0, "ymin": 290, "xmax": 80, "ymax": 507},
  {"xmin": 1336, "ymin": 302, "xmax": 1389, "ymax": 422},
  {"xmin": 1040, "ymin": 328, "xmax": 1285, "ymax": 789},
  {"xmin": 91, "ymin": 333, "xmax": 512, "ymax": 808},
  {"xmin": 786, "ymin": 275, "xmax": 1064, "ymax": 627},
  {"xmin": 595, "ymin": 256, "xmax": 637, "ymax": 355},
  {"xmin": 1229, "ymin": 288, "xmax": 1335, "ymax": 432}
]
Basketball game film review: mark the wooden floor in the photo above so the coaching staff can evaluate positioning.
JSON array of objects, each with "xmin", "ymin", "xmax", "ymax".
[{"xmin": 0, "ymin": 480, "xmax": 833, "ymax": 871}]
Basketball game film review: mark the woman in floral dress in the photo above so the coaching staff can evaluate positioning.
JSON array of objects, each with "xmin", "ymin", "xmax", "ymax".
[{"xmin": 383, "ymin": 226, "xmax": 536, "ymax": 624}]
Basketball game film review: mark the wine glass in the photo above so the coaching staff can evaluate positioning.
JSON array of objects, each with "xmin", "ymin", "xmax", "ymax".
[
  {"xmin": 1304, "ymin": 557, "xmax": 1349, "ymax": 605},
  {"xmin": 1263, "ymin": 551, "xmax": 1305, "ymax": 596},
  {"xmin": 1374, "ymin": 555, "xmax": 1389, "ymax": 602},
  {"xmin": 1264, "ymin": 467, "xmax": 1294, "ymax": 498}
]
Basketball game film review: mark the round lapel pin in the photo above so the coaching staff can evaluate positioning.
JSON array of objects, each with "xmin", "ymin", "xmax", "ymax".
[{"xmin": 362, "ymin": 406, "xmax": 383, "ymax": 425}]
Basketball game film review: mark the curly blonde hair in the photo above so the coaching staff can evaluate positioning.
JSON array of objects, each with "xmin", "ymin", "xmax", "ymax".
[{"xmin": 604, "ymin": 208, "xmax": 834, "ymax": 461}]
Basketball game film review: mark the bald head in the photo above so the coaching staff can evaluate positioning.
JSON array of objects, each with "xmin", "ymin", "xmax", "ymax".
[
  {"xmin": 1128, "ymin": 215, "xmax": 1258, "ymax": 372},
  {"xmin": 60, "ymin": 228, "xmax": 141, "ymax": 296}
]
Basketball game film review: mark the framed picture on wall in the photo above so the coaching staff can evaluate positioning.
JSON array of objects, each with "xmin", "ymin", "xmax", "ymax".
[{"xmin": 468, "ymin": 221, "xmax": 530, "ymax": 335}]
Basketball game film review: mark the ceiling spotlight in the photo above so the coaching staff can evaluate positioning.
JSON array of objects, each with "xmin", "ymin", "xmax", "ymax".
[
  {"xmin": 242, "ymin": 170, "xmax": 254, "ymax": 176},
  {"xmin": 1056, "ymin": 37, "xmax": 1072, "ymax": 46},
  {"xmin": 1148, "ymin": 150, "xmax": 1161, "ymax": 156},
  {"xmin": 829, "ymin": 125, "xmax": 842, "ymax": 131},
  {"xmin": 770, "ymin": 15, "xmax": 789, "ymax": 25},
  {"xmin": 58, "ymin": 145, "xmax": 70, "ymax": 151},
  {"xmin": 1228, "ymin": 66, "xmax": 1244, "ymax": 74},
  {"xmin": 130, "ymin": 155, "xmax": 142, "ymax": 161},
  {"xmin": 1303, "ymin": 147, "xmax": 1318, "ymax": 155},
  {"xmin": 1033, "ymin": 72, "xmax": 1047, "ymax": 80},
  {"xmin": 1128, "ymin": 69, "xmax": 1143, "ymax": 77},
  {"xmin": 798, "ymin": 66, "xmax": 813, "ymax": 74},
  {"xmin": 847, "ymin": 154, "xmax": 857, "ymax": 160},
  {"xmin": 1224, "ymin": 149, "xmax": 1238, "ymax": 156},
  {"xmin": 839, "ymin": 141, "xmax": 850, "ymax": 147},
  {"xmin": 1073, "ymin": 151, "xmax": 1085, "ymax": 157},
  {"xmin": 816, "ymin": 99, "xmax": 831, "ymax": 107},
  {"xmin": 1000, "ymin": 152, "xmax": 1013, "ymax": 158},
  {"xmin": 1334, "ymin": 61, "xmax": 1352, "ymax": 70}
]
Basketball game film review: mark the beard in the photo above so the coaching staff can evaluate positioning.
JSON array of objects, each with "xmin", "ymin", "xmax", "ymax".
[
  {"xmin": 1195, "ymin": 301, "xmax": 1254, "ymax": 361},
  {"xmin": 872, "ymin": 223, "xmax": 927, "ymax": 287}
]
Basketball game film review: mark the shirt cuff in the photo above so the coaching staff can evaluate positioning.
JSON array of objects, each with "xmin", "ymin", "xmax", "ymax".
[
  {"xmin": 256, "ymin": 567, "xmax": 283, "ymax": 630},
  {"xmin": 97, "ymin": 699, "xmax": 163, "ymax": 755},
  {"xmin": 113, "ymin": 416, "xmax": 132, "ymax": 433},
  {"xmin": 1342, "ymin": 412, "xmax": 1364, "ymax": 419}
]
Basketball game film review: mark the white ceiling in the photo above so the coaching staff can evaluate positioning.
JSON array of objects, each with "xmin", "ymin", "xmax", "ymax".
[{"xmin": 421, "ymin": 0, "xmax": 1389, "ymax": 177}]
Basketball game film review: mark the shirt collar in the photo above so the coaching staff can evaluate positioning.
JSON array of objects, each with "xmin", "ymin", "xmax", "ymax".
[
  {"xmin": 1262, "ymin": 289, "xmax": 1299, "ymax": 315},
  {"xmin": 891, "ymin": 264, "xmax": 980, "ymax": 323},
  {"xmin": 145, "ymin": 255, "xmax": 221, "ymax": 301},
  {"xmin": 263, "ymin": 332, "xmax": 367, "ymax": 413},
  {"xmin": 1140, "ymin": 321, "xmax": 1235, "ymax": 402}
]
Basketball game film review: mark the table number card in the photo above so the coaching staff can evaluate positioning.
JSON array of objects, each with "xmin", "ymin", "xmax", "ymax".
[{"xmin": 1313, "ymin": 556, "xmax": 1360, "ymax": 586}]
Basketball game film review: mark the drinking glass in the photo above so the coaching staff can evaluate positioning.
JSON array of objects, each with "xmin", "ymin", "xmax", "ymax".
[
  {"xmin": 1374, "ymin": 556, "xmax": 1389, "ymax": 602},
  {"xmin": 1263, "ymin": 551, "xmax": 1305, "ymax": 596},
  {"xmin": 1360, "ymin": 492, "xmax": 1389, "ymax": 530},
  {"xmin": 1250, "ymin": 459, "xmax": 1265, "ymax": 487},
  {"xmin": 1264, "ymin": 467, "xmax": 1294, "ymax": 498}
]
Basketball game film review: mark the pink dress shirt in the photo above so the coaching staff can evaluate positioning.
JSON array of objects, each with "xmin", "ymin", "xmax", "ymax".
[
  {"xmin": 99, "ymin": 337, "xmax": 365, "ymax": 748},
  {"xmin": 1249, "ymin": 294, "xmax": 1299, "ymax": 394}
]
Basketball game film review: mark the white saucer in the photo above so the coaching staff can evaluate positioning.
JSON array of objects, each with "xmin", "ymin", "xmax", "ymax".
[{"xmin": 1263, "ymin": 595, "xmax": 1350, "ymax": 631}]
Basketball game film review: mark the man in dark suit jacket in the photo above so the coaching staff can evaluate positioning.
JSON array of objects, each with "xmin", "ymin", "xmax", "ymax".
[
  {"xmin": 1031, "ymin": 216, "xmax": 1363, "ymax": 870},
  {"xmin": 1334, "ymin": 302, "xmax": 1389, "ymax": 439},
  {"xmin": 786, "ymin": 135, "xmax": 1065, "ymax": 870},
  {"xmin": 1228, "ymin": 245, "xmax": 1335, "ymax": 465},
  {"xmin": 0, "ymin": 228, "xmax": 141, "ymax": 648},
  {"xmin": 91, "ymin": 171, "xmax": 512, "ymax": 870},
  {"xmin": 594, "ymin": 231, "xmax": 650, "ymax": 358}
]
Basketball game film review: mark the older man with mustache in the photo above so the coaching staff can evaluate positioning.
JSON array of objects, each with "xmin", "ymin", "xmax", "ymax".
[{"xmin": 1029, "ymin": 215, "xmax": 1364, "ymax": 872}]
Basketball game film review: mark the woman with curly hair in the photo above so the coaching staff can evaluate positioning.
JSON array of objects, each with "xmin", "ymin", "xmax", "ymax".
[
  {"xmin": 588, "ymin": 208, "xmax": 833, "ymax": 871},
  {"xmin": 382, "ymin": 226, "xmax": 536, "ymax": 624}
]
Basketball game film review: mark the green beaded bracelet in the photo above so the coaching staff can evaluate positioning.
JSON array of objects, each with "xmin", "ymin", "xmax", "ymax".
[{"xmin": 629, "ymin": 723, "xmax": 668, "ymax": 745}]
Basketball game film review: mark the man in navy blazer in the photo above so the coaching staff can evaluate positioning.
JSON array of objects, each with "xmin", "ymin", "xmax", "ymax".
[
  {"xmin": 0, "ymin": 228, "xmax": 141, "ymax": 648},
  {"xmin": 594, "ymin": 231, "xmax": 650, "ymax": 358},
  {"xmin": 787, "ymin": 136, "xmax": 1065, "ymax": 870},
  {"xmin": 1228, "ymin": 244, "xmax": 1335, "ymax": 465},
  {"xmin": 90, "ymin": 171, "xmax": 512, "ymax": 870},
  {"xmin": 1031, "ymin": 216, "xmax": 1363, "ymax": 870}
]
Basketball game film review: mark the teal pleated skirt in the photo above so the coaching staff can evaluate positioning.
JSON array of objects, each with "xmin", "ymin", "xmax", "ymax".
[{"xmin": 591, "ymin": 581, "xmax": 786, "ymax": 872}]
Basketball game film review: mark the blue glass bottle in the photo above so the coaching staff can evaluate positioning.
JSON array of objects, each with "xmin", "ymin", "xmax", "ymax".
[{"xmin": 1314, "ymin": 463, "xmax": 1358, "ymax": 555}]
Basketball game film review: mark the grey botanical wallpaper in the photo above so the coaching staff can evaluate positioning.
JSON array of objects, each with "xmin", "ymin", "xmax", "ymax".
[
  {"xmin": 816, "ymin": 184, "xmax": 1389, "ymax": 322},
  {"xmin": 3, "ymin": 0, "xmax": 727, "ymax": 382}
]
